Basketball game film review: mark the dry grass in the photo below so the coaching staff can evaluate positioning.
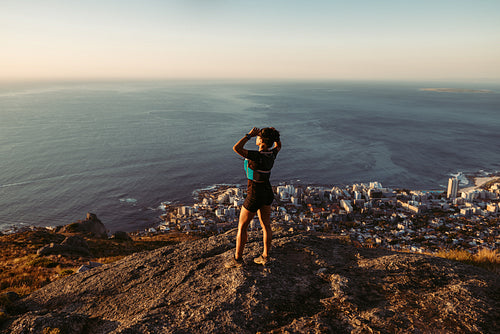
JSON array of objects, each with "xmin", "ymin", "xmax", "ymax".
[
  {"xmin": 0, "ymin": 229, "xmax": 203, "ymax": 297},
  {"xmin": 435, "ymin": 248, "xmax": 499, "ymax": 273},
  {"xmin": 0, "ymin": 229, "xmax": 73, "ymax": 297}
]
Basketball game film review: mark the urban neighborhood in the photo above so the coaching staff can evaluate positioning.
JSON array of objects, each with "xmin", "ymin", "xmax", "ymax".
[{"xmin": 150, "ymin": 176, "xmax": 500, "ymax": 255}]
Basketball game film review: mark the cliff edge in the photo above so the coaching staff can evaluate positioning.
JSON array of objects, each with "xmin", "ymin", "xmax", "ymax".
[{"xmin": 3, "ymin": 231, "xmax": 499, "ymax": 333}]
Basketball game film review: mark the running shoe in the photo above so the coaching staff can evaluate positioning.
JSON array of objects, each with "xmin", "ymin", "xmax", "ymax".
[
  {"xmin": 253, "ymin": 255, "xmax": 268, "ymax": 265},
  {"xmin": 224, "ymin": 256, "xmax": 244, "ymax": 269}
]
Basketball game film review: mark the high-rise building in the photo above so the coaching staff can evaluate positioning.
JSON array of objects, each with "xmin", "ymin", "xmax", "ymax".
[{"xmin": 447, "ymin": 177, "xmax": 459, "ymax": 199}]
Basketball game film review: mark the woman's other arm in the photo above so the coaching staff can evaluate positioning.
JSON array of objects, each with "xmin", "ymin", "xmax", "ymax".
[{"xmin": 274, "ymin": 139, "xmax": 282, "ymax": 153}]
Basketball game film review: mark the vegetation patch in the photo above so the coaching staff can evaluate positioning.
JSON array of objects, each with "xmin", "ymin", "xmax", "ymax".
[
  {"xmin": 0, "ymin": 311, "xmax": 8, "ymax": 326},
  {"xmin": 43, "ymin": 328, "xmax": 61, "ymax": 334},
  {"xmin": 58, "ymin": 269, "xmax": 74, "ymax": 277},
  {"xmin": 0, "ymin": 293, "xmax": 12, "ymax": 309},
  {"xmin": 0, "ymin": 229, "xmax": 202, "ymax": 297},
  {"xmin": 28, "ymin": 257, "xmax": 59, "ymax": 268},
  {"xmin": 436, "ymin": 248, "xmax": 499, "ymax": 273}
]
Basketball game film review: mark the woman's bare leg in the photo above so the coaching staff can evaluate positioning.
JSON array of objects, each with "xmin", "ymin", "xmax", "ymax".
[
  {"xmin": 257, "ymin": 205, "xmax": 272, "ymax": 258},
  {"xmin": 235, "ymin": 207, "xmax": 256, "ymax": 259}
]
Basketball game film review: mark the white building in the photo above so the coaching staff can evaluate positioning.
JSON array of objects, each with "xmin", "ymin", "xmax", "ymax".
[
  {"xmin": 215, "ymin": 208, "xmax": 225, "ymax": 218},
  {"xmin": 486, "ymin": 203, "xmax": 498, "ymax": 213},
  {"xmin": 460, "ymin": 208, "xmax": 473, "ymax": 217},
  {"xmin": 179, "ymin": 206, "xmax": 193, "ymax": 216},
  {"xmin": 340, "ymin": 199, "xmax": 353, "ymax": 213},
  {"xmin": 218, "ymin": 193, "xmax": 229, "ymax": 204},
  {"xmin": 447, "ymin": 177, "xmax": 459, "ymax": 199}
]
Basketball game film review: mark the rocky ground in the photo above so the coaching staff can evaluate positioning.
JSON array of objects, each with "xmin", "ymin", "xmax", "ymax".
[{"xmin": 2, "ymin": 230, "xmax": 498, "ymax": 333}]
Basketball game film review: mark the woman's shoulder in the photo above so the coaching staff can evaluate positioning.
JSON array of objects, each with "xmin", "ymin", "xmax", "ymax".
[{"xmin": 246, "ymin": 150, "xmax": 260, "ymax": 160}]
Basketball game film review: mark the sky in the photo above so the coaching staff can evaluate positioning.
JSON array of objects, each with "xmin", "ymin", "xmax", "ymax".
[{"xmin": 1, "ymin": 0, "xmax": 500, "ymax": 81}]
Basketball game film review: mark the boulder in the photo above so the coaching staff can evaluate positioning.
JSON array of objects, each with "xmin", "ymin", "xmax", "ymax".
[
  {"xmin": 2, "ymin": 292, "xmax": 20, "ymax": 303},
  {"xmin": 110, "ymin": 231, "xmax": 132, "ymax": 241},
  {"xmin": 60, "ymin": 213, "xmax": 108, "ymax": 238},
  {"xmin": 37, "ymin": 236, "xmax": 91, "ymax": 257},
  {"xmin": 0, "ymin": 291, "xmax": 20, "ymax": 317},
  {"xmin": 77, "ymin": 261, "xmax": 103, "ymax": 273},
  {"xmin": 61, "ymin": 235, "xmax": 89, "ymax": 249},
  {"xmin": 36, "ymin": 243, "xmax": 63, "ymax": 256}
]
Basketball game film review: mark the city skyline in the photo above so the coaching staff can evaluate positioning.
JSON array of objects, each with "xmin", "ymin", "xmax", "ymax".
[{"xmin": 2, "ymin": 0, "xmax": 500, "ymax": 82}]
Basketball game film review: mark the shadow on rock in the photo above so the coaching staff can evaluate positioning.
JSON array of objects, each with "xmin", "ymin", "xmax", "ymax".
[{"xmin": 2, "ymin": 231, "xmax": 498, "ymax": 333}]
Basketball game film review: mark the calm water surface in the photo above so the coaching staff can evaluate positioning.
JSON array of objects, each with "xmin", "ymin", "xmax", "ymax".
[{"xmin": 1, "ymin": 80, "xmax": 499, "ymax": 231}]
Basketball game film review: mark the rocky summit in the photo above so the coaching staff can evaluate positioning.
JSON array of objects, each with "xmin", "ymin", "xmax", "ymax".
[{"xmin": 3, "ymin": 231, "xmax": 499, "ymax": 333}]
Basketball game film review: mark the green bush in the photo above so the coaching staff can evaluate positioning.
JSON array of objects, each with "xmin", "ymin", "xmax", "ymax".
[
  {"xmin": 43, "ymin": 328, "xmax": 61, "ymax": 334},
  {"xmin": 59, "ymin": 269, "xmax": 74, "ymax": 277},
  {"xmin": 0, "ymin": 294, "xmax": 11, "ymax": 308},
  {"xmin": 28, "ymin": 257, "xmax": 58, "ymax": 268},
  {"xmin": 0, "ymin": 311, "xmax": 8, "ymax": 326}
]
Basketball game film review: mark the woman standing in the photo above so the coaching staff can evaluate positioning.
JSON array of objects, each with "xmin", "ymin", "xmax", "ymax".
[{"xmin": 225, "ymin": 127, "xmax": 281, "ymax": 268}]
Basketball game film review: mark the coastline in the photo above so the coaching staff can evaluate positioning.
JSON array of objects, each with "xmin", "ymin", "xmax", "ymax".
[
  {"xmin": 461, "ymin": 173, "xmax": 500, "ymax": 193},
  {"xmin": 2, "ymin": 171, "xmax": 499, "ymax": 235}
]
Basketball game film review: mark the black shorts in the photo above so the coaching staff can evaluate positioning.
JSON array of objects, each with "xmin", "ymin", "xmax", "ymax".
[{"xmin": 243, "ymin": 180, "xmax": 275, "ymax": 213}]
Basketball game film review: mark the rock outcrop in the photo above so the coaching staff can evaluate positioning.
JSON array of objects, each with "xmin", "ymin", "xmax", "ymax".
[
  {"xmin": 76, "ymin": 261, "xmax": 103, "ymax": 273},
  {"xmin": 3, "ymin": 231, "xmax": 499, "ymax": 333},
  {"xmin": 59, "ymin": 213, "xmax": 107, "ymax": 238},
  {"xmin": 110, "ymin": 231, "xmax": 132, "ymax": 241},
  {"xmin": 37, "ymin": 235, "xmax": 91, "ymax": 257}
]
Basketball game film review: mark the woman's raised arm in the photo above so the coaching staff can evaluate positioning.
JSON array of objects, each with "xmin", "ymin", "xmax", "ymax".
[{"xmin": 233, "ymin": 127, "xmax": 259, "ymax": 157}]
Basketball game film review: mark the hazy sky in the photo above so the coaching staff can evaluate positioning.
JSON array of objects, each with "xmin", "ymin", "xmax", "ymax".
[{"xmin": 2, "ymin": 0, "xmax": 499, "ymax": 81}]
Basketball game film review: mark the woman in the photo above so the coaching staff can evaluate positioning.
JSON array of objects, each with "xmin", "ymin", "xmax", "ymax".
[{"xmin": 225, "ymin": 127, "xmax": 281, "ymax": 268}]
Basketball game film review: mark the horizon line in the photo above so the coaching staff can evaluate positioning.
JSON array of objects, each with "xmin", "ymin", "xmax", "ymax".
[{"xmin": 1, "ymin": 77, "xmax": 500, "ymax": 85}]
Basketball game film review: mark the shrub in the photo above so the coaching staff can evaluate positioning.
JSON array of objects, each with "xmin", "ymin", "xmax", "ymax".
[
  {"xmin": 436, "ymin": 249, "xmax": 472, "ymax": 262},
  {"xmin": 436, "ymin": 248, "xmax": 499, "ymax": 273},
  {"xmin": 472, "ymin": 248, "xmax": 499, "ymax": 272},
  {"xmin": 28, "ymin": 257, "xmax": 58, "ymax": 268},
  {"xmin": 0, "ymin": 311, "xmax": 8, "ymax": 326},
  {"xmin": 0, "ymin": 293, "xmax": 11, "ymax": 308},
  {"xmin": 59, "ymin": 269, "xmax": 74, "ymax": 277},
  {"xmin": 43, "ymin": 328, "xmax": 61, "ymax": 334}
]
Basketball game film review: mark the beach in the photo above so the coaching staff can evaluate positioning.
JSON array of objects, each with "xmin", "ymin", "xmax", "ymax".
[{"xmin": 461, "ymin": 175, "xmax": 500, "ymax": 193}]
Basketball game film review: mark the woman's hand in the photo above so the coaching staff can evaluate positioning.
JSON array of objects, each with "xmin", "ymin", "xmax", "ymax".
[
  {"xmin": 234, "ymin": 127, "xmax": 258, "ymax": 158},
  {"xmin": 247, "ymin": 127, "xmax": 260, "ymax": 137}
]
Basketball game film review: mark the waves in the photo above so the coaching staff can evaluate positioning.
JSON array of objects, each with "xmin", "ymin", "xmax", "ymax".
[
  {"xmin": 449, "ymin": 172, "xmax": 470, "ymax": 187},
  {"xmin": 119, "ymin": 198, "xmax": 138, "ymax": 204},
  {"xmin": 0, "ymin": 173, "xmax": 83, "ymax": 189}
]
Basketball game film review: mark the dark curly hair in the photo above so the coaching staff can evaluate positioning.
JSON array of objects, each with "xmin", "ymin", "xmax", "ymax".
[{"xmin": 258, "ymin": 127, "xmax": 280, "ymax": 147}]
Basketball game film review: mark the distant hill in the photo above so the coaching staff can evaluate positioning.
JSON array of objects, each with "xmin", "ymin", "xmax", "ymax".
[
  {"xmin": 419, "ymin": 88, "xmax": 493, "ymax": 93},
  {"xmin": 2, "ymin": 230, "xmax": 499, "ymax": 333}
]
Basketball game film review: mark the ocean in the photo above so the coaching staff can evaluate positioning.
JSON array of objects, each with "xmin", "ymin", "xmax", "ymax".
[{"xmin": 1, "ymin": 80, "xmax": 499, "ymax": 232}]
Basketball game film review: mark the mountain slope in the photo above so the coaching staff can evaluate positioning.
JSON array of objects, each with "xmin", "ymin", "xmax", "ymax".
[{"xmin": 4, "ymin": 231, "xmax": 499, "ymax": 333}]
